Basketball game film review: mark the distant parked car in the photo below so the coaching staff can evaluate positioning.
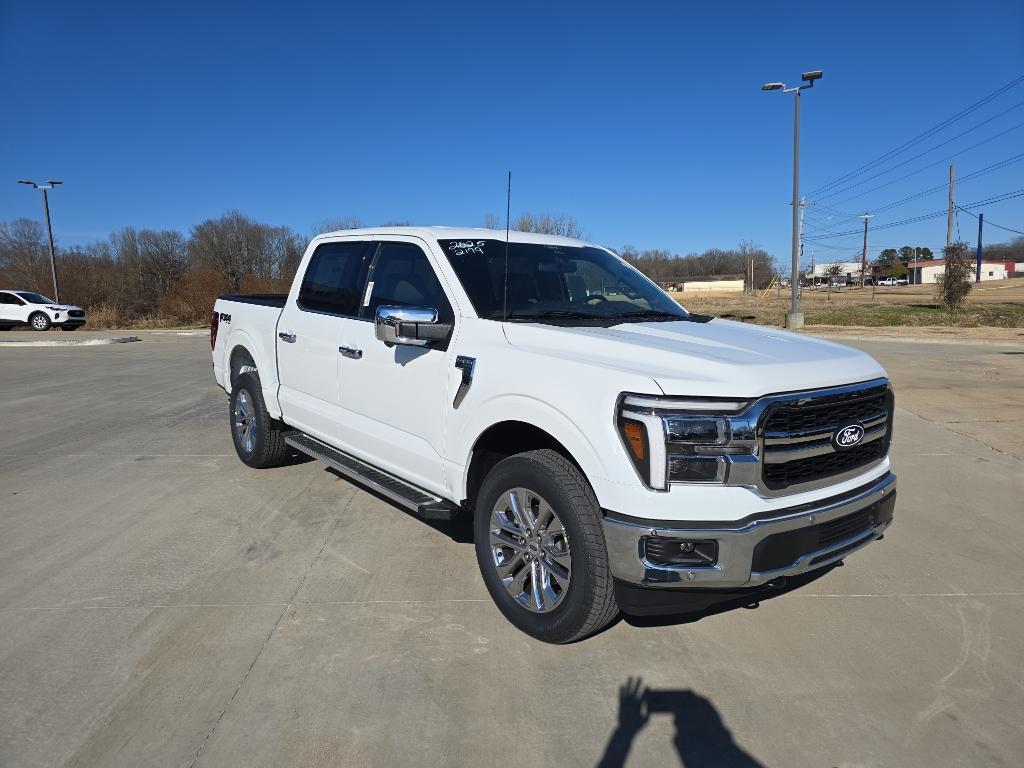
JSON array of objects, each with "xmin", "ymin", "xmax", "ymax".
[
  {"xmin": 877, "ymin": 277, "xmax": 908, "ymax": 287},
  {"xmin": 0, "ymin": 290, "xmax": 87, "ymax": 331}
]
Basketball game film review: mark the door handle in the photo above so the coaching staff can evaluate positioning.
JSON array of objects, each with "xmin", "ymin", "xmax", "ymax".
[
  {"xmin": 278, "ymin": 332, "xmax": 296, "ymax": 343},
  {"xmin": 338, "ymin": 345, "xmax": 362, "ymax": 359}
]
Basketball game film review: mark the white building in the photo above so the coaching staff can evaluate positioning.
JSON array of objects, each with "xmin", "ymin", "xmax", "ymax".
[
  {"xmin": 809, "ymin": 261, "xmax": 863, "ymax": 282},
  {"xmin": 908, "ymin": 259, "xmax": 1010, "ymax": 284}
]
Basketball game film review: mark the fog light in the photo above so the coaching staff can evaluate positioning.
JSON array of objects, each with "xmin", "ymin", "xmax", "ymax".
[{"xmin": 644, "ymin": 537, "xmax": 718, "ymax": 566}]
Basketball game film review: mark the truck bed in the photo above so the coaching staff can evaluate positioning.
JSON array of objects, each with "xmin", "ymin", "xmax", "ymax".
[{"xmin": 217, "ymin": 293, "xmax": 288, "ymax": 308}]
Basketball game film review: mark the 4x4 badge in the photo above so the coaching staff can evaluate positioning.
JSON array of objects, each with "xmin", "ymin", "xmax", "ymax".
[{"xmin": 833, "ymin": 423, "xmax": 865, "ymax": 449}]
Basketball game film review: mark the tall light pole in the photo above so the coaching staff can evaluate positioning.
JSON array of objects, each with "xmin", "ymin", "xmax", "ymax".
[
  {"xmin": 762, "ymin": 70, "xmax": 823, "ymax": 330},
  {"xmin": 17, "ymin": 179, "xmax": 63, "ymax": 302}
]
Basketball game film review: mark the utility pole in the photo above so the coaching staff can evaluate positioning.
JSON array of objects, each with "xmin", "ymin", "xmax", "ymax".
[
  {"xmin": 859, "ymin": 214, "xmax": 873, "ymax": 288},
  {"xmin": 976, "ymin": 212, "xmax": 984, "ymax": 283},
  {"xmin": 17, "ymin": 180, "xmax": 63, "ymax": 302},
  {"xmin": 946, "ymin": 164, "xmax": 955, "ymax": 252}
]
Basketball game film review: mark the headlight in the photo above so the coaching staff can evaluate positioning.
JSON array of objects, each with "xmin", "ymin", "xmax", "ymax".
[{"xmin": 617, "ymin": 395, "xmax": 756, "ymax": 490}]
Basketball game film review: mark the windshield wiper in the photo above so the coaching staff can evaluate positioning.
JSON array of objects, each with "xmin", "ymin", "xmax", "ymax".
[
  {"xmin": 609, "ymin": 309, "xmax": 714, "ymax": 324},
  {"xmin": 504, "ymin": 310, "xmax": 599, "ymax": 321},
  {"xmin": 607, "ymin": 310, "xmax": 686, "ymax": 320}
]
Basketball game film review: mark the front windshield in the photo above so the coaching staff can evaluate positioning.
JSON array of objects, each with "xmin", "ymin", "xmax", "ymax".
[
  {"xmin": 439, "ymin": 239, "xmax": 687, "ymax": 324},
  {"xmin": 16, "ymin": 292, "xmax": 55, "ymax": 305}
]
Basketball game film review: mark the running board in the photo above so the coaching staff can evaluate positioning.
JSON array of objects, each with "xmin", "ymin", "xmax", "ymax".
[{"xmin": 285, "ymin": 433, "xmax": 460, "ymax": 521}]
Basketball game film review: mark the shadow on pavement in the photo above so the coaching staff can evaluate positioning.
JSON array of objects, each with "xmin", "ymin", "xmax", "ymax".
[
  {"xmin": 622, "ymin": 563, "xmax": 838, "ymax": 629},
  {"xmin": 597, "ymin": 677, "xmax": 763, "ymax": 767}
]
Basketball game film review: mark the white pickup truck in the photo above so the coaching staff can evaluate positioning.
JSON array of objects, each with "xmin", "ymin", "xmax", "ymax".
[{"xmin": 211, "ymin": 227, "xmax": 896, "ymax": 643}]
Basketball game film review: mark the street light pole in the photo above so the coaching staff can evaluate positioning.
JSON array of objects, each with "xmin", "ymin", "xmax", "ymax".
[
  {"xmin": 762, "ymin": 71, "xmax": 823, "ymax": 330},
  {"xmin": 790, "ymin": 88, "xmax": 801, "ymax": 324},
  {"xmin": 17, "ymin": 180, "xmax": 63, "ymax": 302}
]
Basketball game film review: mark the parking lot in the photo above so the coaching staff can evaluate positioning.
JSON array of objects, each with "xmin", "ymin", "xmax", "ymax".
[{"xmin": 1, "ymin": 332, "xmax": 1023, "ymax": 768}]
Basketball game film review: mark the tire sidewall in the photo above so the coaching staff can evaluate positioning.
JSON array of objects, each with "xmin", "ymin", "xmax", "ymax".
[
  {"xmin": 474, "ymin": 453, "xmax": 605, "ymax": 643},
  {"xmin": 229, "ymin": 373, "xmax": 266, "ymax": 467}
]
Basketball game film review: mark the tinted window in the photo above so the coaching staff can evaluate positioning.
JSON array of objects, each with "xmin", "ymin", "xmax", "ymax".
[
  {"xmin": 360, "ymin": 242, "xmax": 453, "ymax": 321},
  {"xmin": 15, "ymin": 292, "xmax": 51, "ymax": 305},
  {"xmin": 439, "ymin": 239, "xmax": 686, "ymax": 323},
  {"xmin": 0, "ymin": 292, "xmax": 24, "ymax": 305},
  {"xmin": 297, "ymin": 241, "xmax": 372, "ymax": 316}
]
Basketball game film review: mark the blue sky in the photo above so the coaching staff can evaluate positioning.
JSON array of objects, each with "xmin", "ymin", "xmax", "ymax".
[{"xmin": 2, "ymin": 0, "xmax": 1023, "ymax": 266}]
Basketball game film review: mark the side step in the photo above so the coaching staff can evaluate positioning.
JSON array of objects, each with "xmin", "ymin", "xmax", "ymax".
[{"xmin": 285, "ymin": 433, "xmax": 460, "ymax": 521}]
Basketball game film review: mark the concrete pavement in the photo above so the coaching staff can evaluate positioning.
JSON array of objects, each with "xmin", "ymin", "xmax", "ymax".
[{"xmin": 1, "ymin": 334, "xmax": 1022, "ymax": 767}]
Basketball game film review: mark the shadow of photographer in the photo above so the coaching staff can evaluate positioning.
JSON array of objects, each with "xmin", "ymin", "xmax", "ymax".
[{"xmin": 597, "ymin": 677, "xmax": 763, "ymax": 768}]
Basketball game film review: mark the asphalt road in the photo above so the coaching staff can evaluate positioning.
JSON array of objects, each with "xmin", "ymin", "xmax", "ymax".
[{"xmin": 1, "ymin": 332, "xmax": 1022, "ymax": 768}]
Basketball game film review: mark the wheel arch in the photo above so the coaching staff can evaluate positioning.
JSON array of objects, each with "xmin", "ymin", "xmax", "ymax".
[{"xmin": 459, "ymin": 405, "xmax": 608, "ymax": 509}]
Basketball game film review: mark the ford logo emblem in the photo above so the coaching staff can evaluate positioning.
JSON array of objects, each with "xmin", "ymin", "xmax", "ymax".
[{"xmin": 833, "ymin": 423, "xmax": 865, "ymax": 449}]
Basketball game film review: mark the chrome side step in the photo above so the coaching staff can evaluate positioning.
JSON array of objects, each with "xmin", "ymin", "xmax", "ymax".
[{"xmin": 285, "ymin": 433, "xmax": 460, "ymax": 521}]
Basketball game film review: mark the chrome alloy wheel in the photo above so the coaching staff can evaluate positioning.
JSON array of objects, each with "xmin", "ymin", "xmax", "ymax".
[
  {"xmin": 232, "ymin": 390, "xmax": 256, "ymax": 453},
  {"xmin": 31, "ymin": 314, "xmax": 49, "ymax": 330},
  {"xmin": 489, "ymin": 488, "xmax": 572, "ymax": 613}
]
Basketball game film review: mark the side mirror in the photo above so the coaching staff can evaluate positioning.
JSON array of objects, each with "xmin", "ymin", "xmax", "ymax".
[{"xmin": 374, "ymin": 305, "xmax": 452, "ymax": 347}]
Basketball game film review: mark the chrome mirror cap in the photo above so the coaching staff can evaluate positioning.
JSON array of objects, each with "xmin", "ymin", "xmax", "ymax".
[{"xmin": 374, "ymin": 305, "xmax": 437, "ymax": 347}]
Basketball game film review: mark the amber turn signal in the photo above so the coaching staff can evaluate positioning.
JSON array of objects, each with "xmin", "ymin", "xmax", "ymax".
[{"xmin": 623, "ymin": 421, "xmax": 645, "ymax": 460}]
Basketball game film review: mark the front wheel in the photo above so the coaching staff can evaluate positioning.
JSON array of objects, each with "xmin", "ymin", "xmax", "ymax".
[
  {"xmin": 229, "ymin": 372, "xmax": 289, "ymax": 468},
  {"xmin": 474, "ymin": 449, "xmax": 618, "ymax": 643},
  {"xmin": 29, "ymin": 312, "xmax": 51, "ymax": 331}
]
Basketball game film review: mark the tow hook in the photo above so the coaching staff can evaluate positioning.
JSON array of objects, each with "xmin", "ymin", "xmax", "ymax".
[{"xmin": 766, "ymin": 577, "xmax": 788, "ymax": 590}]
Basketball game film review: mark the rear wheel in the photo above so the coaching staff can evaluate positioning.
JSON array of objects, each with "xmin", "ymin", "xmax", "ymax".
[
  {"xmin": 229, "ymin": 372, "xmax": 288, "ymax": 468},
  {"xmin": 474, "ymin": 449, "xmax": 618, "ymax": 643},
  {"xmin": 29, "ymin": 312, "xmax": 51, "ymax": 331}
]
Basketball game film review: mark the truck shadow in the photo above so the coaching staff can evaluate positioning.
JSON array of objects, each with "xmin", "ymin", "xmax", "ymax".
[
  {"xmin": 596, "ymin": 677, "xmax": 764, "ymax": 767},
  {"xmin": 621, "ymin": 564, "xmax": 838, "ymax": 629}
]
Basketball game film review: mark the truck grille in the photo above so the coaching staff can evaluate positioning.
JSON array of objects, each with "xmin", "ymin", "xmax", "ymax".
[
  {"xmin": 68, "ymin": 309, "xmax": 85, "ymax": 318},
  {"xmin": 760, "ymin": 383, "xmax": 892, "ymax": 491}
]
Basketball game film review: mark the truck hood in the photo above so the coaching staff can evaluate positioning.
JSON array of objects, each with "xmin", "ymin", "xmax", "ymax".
[{"xmin": 503, "ymin": 318, "xmax": 886, "ymax": 398}]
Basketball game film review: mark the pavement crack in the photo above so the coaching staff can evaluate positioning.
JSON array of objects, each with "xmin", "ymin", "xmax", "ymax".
[{"xmin": 185, "ymin": 488, "xmax": 355, "ymax": 768}]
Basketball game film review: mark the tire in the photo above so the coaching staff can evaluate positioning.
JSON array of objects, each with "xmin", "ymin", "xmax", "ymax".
[
  {"xmin": 474, "ymin": 449, "xmax": 618, "ymax": 643},
  {"xmin": 229, "ymin": 372, "xmax": 289, "ymax": 469},
  {"xmin": 29, "ymin": 312, "xmax": 51, "ymax": 331},
  {"xmin": 60, "ymin": 325, "xmax": 80, "ymax": 331}
]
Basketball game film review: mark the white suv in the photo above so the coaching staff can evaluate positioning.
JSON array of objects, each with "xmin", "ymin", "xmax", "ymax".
[{"xmin": 0, "ymin": 290, "xmax": 87, "ymax": 331}]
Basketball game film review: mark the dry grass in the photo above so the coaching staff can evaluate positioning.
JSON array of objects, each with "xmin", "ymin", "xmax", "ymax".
[{"xmin": 676, "ymin": 278, "xmax": 1024, "ymax": 328}]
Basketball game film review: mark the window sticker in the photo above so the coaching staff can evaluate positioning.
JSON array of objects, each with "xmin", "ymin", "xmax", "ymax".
[{"xmin": 362, "ymin": 281, "xmax": 374, "ymax": 307}]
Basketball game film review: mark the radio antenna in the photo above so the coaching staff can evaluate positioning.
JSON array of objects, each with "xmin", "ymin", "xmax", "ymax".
[{"xmin": 502, "ymin": 171, "xmax": 511, "ymax": 322}]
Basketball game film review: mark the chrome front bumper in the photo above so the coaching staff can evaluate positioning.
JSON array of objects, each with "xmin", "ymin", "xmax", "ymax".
[{"xmin": 602, "ymin": 472, "xmax": 896, "ymax": 589}]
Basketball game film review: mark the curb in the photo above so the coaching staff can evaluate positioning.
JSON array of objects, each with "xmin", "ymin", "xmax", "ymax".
[
  {"xmin": 804, "ymin": 331, "xmax": 1024, "ymax": 347},
  {"xmin": 0, "ymin": 336, "xmax": 141, "ymax": 347}
]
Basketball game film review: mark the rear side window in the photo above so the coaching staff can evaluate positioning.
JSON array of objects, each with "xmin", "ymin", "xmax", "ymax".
[
  {"xmin": 297, "ymin": 241, "xmax": 372, "ymax": 316},
  {"xmin": 360, "ymin": 242, "xmax": 453, "ymax": 321},
  {"xmin": 0, "ymin": 292, "xmax": 23, "ymax": 305}
]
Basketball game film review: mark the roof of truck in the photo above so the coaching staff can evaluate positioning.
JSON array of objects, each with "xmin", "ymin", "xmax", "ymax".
[{"xmin": 313, "ymin": 226, "xmax": 593, "ymax": 248}]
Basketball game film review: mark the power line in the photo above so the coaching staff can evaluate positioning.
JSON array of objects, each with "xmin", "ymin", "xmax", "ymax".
[
  {"xmin": 867, "ymin": 152, "xmax": 1024, "ymax": 215},
  {"xmin": 819, "ymin": 120, "xmax": 1024, "ymax": 208},
  {"xmin": 806, "ymin": 74, "xmax": 1024, "ymax": 197},
  {"xmin": 956, "ymin": 205, "xmax": 1024, "ymax": 236},
  {"xmin": 815, "ymin": 102, "xmax": 1024, "ymax": 202},
  {"xmin": 808, "ymin": 188, "xmax": 1024, "ymax": 238}
]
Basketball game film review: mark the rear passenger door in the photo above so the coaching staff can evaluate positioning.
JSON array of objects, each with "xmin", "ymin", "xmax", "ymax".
[
  {"xmin": 277, "ymin": 238, "xmax": 373, "ymax": 444},
  {"xmin": 334, "ymin": 238, "xmax": 457, "ymax": 495}
]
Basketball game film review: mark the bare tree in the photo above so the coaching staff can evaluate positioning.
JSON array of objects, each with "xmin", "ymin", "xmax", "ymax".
[
  {"xmin": 938, "ymin": 241, "xmax": 973, "ymax": 310},
  {"xmin": 0, "ymin": 218, "xmax": 49, "ymax": 289},
  {"xmin": 313, "ymin": 216, "xmax": 363, "ymax": 235},
  {"xmin": 482, "ymin": 213, "xmax": 502, "ymax": 229},
  {"xmin": 512, "ymin": 213, "xmax": 585, "ymax": 239},
  {"xmin": 823, "ymin": 263, "xmax": 845, "ymax": 301}
]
